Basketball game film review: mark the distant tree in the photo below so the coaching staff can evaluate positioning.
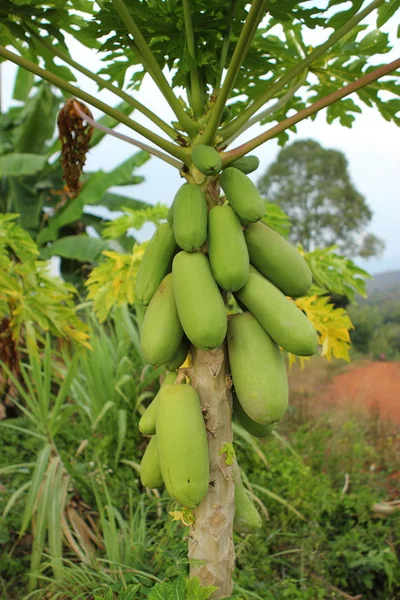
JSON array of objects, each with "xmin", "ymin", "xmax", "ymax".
[{"xmin": 258, "ymin": 139, "xmax": 385, "ymax": 258}]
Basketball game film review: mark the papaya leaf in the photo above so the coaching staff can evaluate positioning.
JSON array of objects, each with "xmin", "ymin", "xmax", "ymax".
[
  {"xmin": 102, "ymin": 204, "xmax": 168, "ymax": 239},
  {"xmin": 12, "ymin": 66, "xmax": 34, "ymax": 101}
]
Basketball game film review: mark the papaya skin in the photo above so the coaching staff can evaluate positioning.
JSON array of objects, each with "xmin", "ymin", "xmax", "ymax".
[
  {"xmin": 233, "ymin": 393, "xmax": 275, "ymax": 438},
  {"xmin": 208, "ymin": 205, "xmax": 249, "ymax": 292},
  {"xmin": 172, "ymin": 251, "xmax": 227, "ymax": 351},
  {"xmin": 164, "ymin": 337, "xmax": 190, "ymax": 371},
  {"xmin": 140, "ymin": 436, "xmax": 164, "ymax": 489},
  {"xmin": 156, "ymin": 384, "xmax": 209, "ymax": 508},
  {"xmin": 236, "ymin": 267, "xmax": 318, "ymax": 356},
  {"xmin": 173, "ymin": 183, "xmax": 208, "ymax": 252},
  {"xmin": 227, "ymin": 312, "xmax": 288, "ymax": 425},
  {"xmin": 229, "ymin": 155, "xmax": 260, "ymax": 175},
  {"xmin": 140, "ymin": 274, "xmax": 184, "ymax": 366},
  {"xmin": 233, "ymin": 465, "xmax": 262, "ymax": 534},
  {"xmin": 219, "ymin": 167, "xmax": 265, "ymax": 223},
  {"xmin": 192, "ymin": 145, "xmax": 222, "ymax": 176},
  {"xmin": 135, "ymin": 223, "xmax": 177, "ymax": 306},
  {"xmin": 138, "ymin": 371, "xmax": 177, "ymax": 436},
  {"xmin": 244, "ymin": 221, "xmax": 312, "ymax": 297}
]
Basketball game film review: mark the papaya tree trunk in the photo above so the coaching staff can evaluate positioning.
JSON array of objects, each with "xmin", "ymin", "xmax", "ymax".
[{"xmin": 188, "ymin": 343, "xmax": 235, "ymax": 598}]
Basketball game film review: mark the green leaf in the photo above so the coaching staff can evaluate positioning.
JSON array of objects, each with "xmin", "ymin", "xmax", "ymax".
[
  {"xmin": 0, "ymin": 153, "xmax": 47, "ymax": 177},
  {"xmin": 147, "ymin": 582, "xmax": 173, "ymax": 600},
  {"xmin": 41, "ymin": 235, "xmax": 109, "ymax": 262},
  {"xmin": 186, "ymin": 577, "xmax": 218, "ymax": 600},
  {"xmin": 119, "ymin": 585, "xmax": 141, "ymax": 600},
  {"xmin": 20, "ymin": 444, "xmax": 51, "ymax": 535},
  {"xmin": 101, "ymin": 192, "xmax": 149, "ymax": 213},
  {"xmin": 377, "ymin": 0, "xmax": 400, "ymax": 27},
  {"xmin": 13, "ymin": 67, "xmax": 34, "ymax": 101}
]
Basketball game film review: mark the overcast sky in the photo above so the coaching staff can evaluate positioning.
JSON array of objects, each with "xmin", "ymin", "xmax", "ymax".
[{"xmin": 1, "ymin": 9, "xmax": 399, "ymax": 275}]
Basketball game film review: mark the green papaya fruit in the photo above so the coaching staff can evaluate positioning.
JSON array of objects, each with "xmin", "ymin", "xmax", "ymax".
[
  {"xmin": 229, "ymin": 155, "xmax": 260, "ymax": 175},
  {"xmin": 244, "ymin": 221, "xmax": 312, "ymax": 297},
  {"xmin": 227, "ymin": 312, "xmax": 288, "ymax": 425},
  {"xmin": 140, "ymin": 436, "xmax": 164, "ymax": 489},
  {"xmin": 236, "ymin": 268, "xmax": 318, "ymax": 356},
  {"xmin": 156, "ymin": 384, "xmax": 209, "ymax": 508},
  {"xmin": 219, "ymin": 167, "xmax": 265, "ymax": 223},
  {"xmin": 165, "ymin": 337, "xmax": 190, "ymax": 371},
  {"xmin": 233, "ymin": 466, "xmax": 262, "ymax": 534},
  {"xmin": 173, "ymin": 251, "xmax": 227, "ymax": 350},
  {"xmin": 138, "ymin": 371, "xmax": 178, "ymax": 436},
  {"xmin": 233, "ymin": 393, "xmax": 274, "ymax": 438},
  {"xmin": 140, "ymin": 274, "xmax": 184, "ymax": 366},
  {"xmin": 173, "ymin": 184, "xmax": 208, "ymax": 252},
  {"xmin": 208, "ymin": 205, "xmax": 249, "ymax": 292},
  {"xmin": 192, "ymin": 145, "xmax": 222, "ymax": 176},
  {"xmin": 135, "ymin": 223, "xmax": 177, "ymax": 306}
]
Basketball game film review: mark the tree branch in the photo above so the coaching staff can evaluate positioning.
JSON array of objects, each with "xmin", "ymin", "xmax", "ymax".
[
  {"xmin": 220, "ymin": 0, "xmax": 385, "ymax": 140},
  {"xmin": 222, "ymin": 59, "xmax": 400, "ymax": 164},
  {"xmin": 200, "ymin": 0, "xmax": 267, "ymax": 146},
  {"xmin": 111, "ymin": 0, "xmax": 197, "ymax": 136},
  {"xmin": 217, "ymin": 0, "xmax": 239, "ymax": 88},
  {"xmin": 182, "ymin": 0, "xmax": 203, "ymax": 117},
  {"xmin": 29, "ymin": 31, "xmax": 182, "ymax": 143},
  {"xmin": 0, "ymin": 45, "xmax": 190, "ymax": 164},
  {"xmin": 72, "ymin": 101, "xmax": 182, "ymax": 169}
]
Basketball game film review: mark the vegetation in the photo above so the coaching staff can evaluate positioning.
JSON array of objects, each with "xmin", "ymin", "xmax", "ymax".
[{"xmin": 0, "ymin": 0, "xmax": 399, "ymax": 597}]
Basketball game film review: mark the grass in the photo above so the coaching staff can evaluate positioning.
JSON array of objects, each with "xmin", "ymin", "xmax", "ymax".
[{"xmin": 0, "ymin": 337, "xmax": 399, "ymax": 599}]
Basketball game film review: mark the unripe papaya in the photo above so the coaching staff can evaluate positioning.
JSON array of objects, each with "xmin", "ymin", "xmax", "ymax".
[
  {"xmin": 140, "ymin": 436, "xmax": 163, "ymax": 489},
  {"xmin": 233, "ymin": 393, "xmax": 274, "ymax": 438},
  {"xmin": 233, "ymin": 466, "xmax": 262, "ymax": 534},
  {"xmin": 236, "ymin": 268, "xmax": 318, "ymax": 356},
  {"xmin": 140, "ymin": 274, "xmax": 184, "ymax": 366},
  {"xmin": 172, "ymin": 251, "xmax": 227, "ymax": 350},
  {"xmin": 227, "ymin": 312, "xmax": 288, "ymax": 425},
  {"xmin": 165, "ymin": 337, "xmax": 190, "ymax": 371},
  {"xmin": 208, "ymin": 205, "xmax": 249, "ymax": 292},
  {"xmin": 244, "ymin": 221, "xmax": 312, "ymax": 297},
  {"xmin": 173, "ymin": 184, "xmax": 208, "ymax": 252},
  {"xmin": 229, "ymin": 155, "xmax": 260, "ymax": 175},
  {"xmin": 219, "ymin": 167, "xmax": 265, "ymax": 222},
  {"xmin": 156, "ymin": 384, "xmax": 209, "ymax": 508},
  {"xmin": 135, "ymin": 223, "xmax": 177, "ymax": 305},
  {"xmin": 192, "ymin": 145, "xmax": 222, "ymax": 176},
  {"xmin": 138, "ymin": 371, "xmax": 178, "ymax": 436}
]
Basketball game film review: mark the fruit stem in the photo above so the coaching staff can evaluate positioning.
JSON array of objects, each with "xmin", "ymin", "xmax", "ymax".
[{"xmin": 188, "ymin": 344, "xmax": 235, "ymax": 598}]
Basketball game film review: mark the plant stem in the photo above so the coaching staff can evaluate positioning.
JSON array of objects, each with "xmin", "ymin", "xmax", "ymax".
[
  {"xmin": 182, "ymin": 0, "xmax": 204, "ymax": 117},
  {"xmin": 111, "ymin": 0, "xmax": 197, "ymax": 135},
  {"xmin": 220, "ymin": 0, "xmax": 385, "ymax": 140},
  {"xmin": 217, "ymin": 0, "xmax": 239, "ymax": 89},
  {"xmin": 223, "ymin": 70, "xmax": 308, "ymax": 146},
  {"xmin": 29, "ymin": 31, "xmax": 181, "ymax": 142},
  {"xmin": 188, "ymin": 344, "xmax": 235, "ymax": 599},
  {"xmin": 200, "ymin": 0, "xmax": 267, "ymax": 146},
  {"xmin": 72, "ymin": 101, "xmax": 182, "ymax": 169},
  {"xmin": 0, "ymin": 45, "xmax": 189, "ymax": 164},
  {"xmin": 222, "ymin": 58, "xmax": 400, "ymax": 164}
]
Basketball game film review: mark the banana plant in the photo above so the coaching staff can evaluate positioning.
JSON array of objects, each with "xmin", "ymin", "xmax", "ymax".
[
  {"xmin": 0, "ymin": 69, "xmax": 151, "ymax": 283},
  {"xmin": 0, "ymin": 1, "xmax": 399, "ymax": 597}
]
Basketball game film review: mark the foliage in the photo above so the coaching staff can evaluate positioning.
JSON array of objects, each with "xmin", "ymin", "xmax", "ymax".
[
  {"xmin": 2, "ymin": 0, "xmax": 398, "ymax": 137},
  {"xmin": 0, "ymin": 73, "xmax": 151, "ymax": 280},
  {"xmin": 257, "ymin": 139, "xmax": 385, "ymax": 257},
  {"xmin": 0, "ymin": 214, "xmax": 89, "ymax": 347}
]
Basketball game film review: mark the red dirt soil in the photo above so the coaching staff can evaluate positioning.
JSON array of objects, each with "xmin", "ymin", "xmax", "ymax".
[{"xmin": 320, "ymin": 361, "xmax": 400, "ymax": 424}]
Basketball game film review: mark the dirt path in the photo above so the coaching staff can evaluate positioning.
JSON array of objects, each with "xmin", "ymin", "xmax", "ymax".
[{"xmin": 320, "ymin": 361, "xmax": 400, "ymax": 424}]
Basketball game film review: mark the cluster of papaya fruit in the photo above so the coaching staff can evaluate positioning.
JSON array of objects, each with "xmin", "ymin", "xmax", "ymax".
[{"xmin": 135, "ymin": 145, "xmax": 317, "ymax": 532}]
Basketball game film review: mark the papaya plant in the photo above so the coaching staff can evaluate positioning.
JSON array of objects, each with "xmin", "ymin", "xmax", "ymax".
[{"xmin": 1, "ymin": 1, "xmax": 399, "ymax": 597}]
